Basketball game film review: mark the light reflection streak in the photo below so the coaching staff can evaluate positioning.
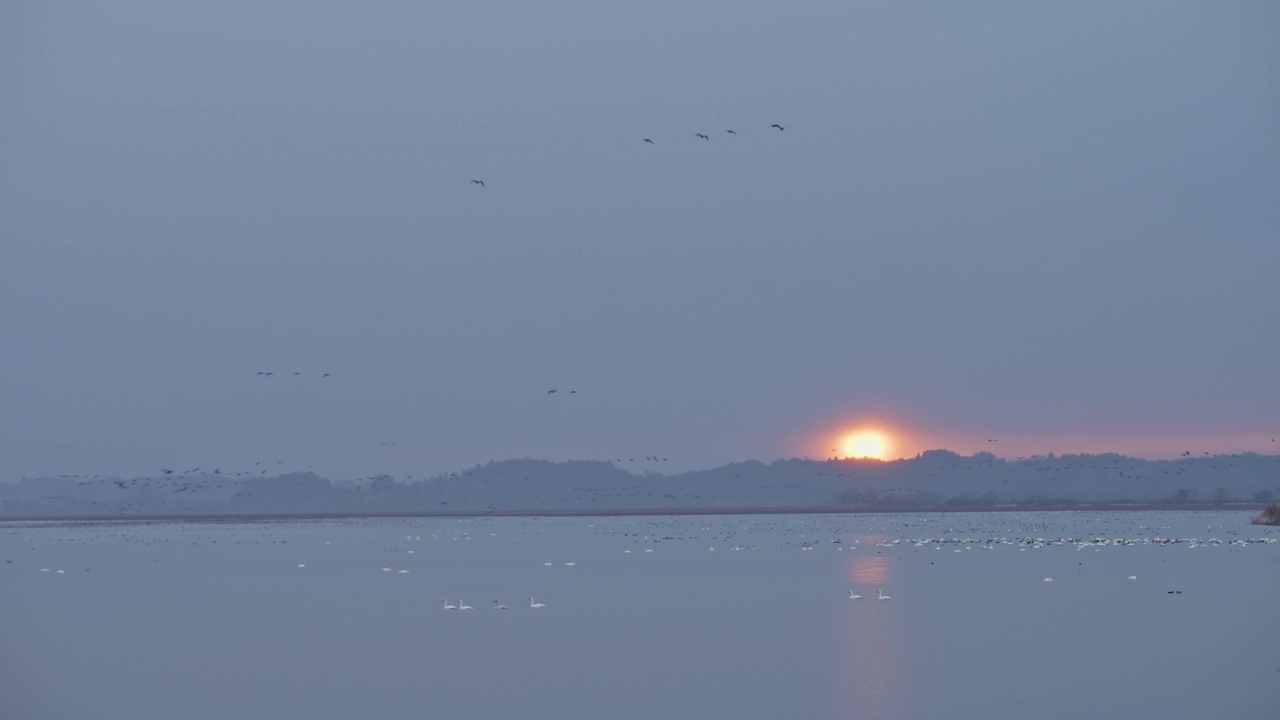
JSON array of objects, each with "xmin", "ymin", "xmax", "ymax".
[{"xmin": 835, "ymin": 537, "xmax": 909, "ymax": 720}]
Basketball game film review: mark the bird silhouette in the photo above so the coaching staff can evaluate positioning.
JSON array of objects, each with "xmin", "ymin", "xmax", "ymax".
[
  {"xmin": 695, "ymin": 133, "xmax": 709, "ymax": 140},
  {"xmin": 725, "ymin": 129, "xmax": 736, "ymax": 134},
  {"xmin": 642, "ymin": 138, "xmax": 654, "ymax": 144},
  {"xmin": 470, "ymin": 179, "xmax": 485, "ymax": 187},
  {"xmin": 770, "ymin": 124, "xmax": 784, "ymax": 131}
]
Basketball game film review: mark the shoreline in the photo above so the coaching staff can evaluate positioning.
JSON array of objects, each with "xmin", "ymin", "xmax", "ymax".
[{"xmin": 0, "ymin": 502, "xmax": 1268, "ymax": 524}]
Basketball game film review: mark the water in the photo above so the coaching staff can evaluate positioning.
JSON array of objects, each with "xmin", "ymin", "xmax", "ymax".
[{"xmin": 3, "ymin": 511, "xmax": 1277, "ymax": 719}]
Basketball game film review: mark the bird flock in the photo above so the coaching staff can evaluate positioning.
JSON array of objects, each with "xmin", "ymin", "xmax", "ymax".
[
  {"xmin": 471, "ymin": 122, "xmax": 787, "ymax": 187},
  {"xmin": 255, "ymin": 371, "xmax": 331, "ymax": 378}
]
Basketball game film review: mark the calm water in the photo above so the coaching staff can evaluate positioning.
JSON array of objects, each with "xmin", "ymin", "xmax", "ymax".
[{"xmin": 2, "ymin": 511, "xmax": 1277, "ymax": 719}]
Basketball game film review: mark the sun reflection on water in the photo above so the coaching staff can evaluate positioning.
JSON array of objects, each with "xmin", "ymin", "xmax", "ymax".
[
  {"xmin": 845, "ymin": 540, "xmax": 891, "ymax": 585},
  {"xmin": 836, "ymin": 540, "xmax": 909, "ymax": 719}
]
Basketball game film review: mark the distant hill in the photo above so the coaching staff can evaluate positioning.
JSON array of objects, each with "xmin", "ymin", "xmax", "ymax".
[{"xmin": 3, "ymin": 452, "xmax": 1278, "ymax": 518}]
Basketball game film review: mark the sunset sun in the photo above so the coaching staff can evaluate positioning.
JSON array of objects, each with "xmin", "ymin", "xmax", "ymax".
[{"xmin": 840, "ymin": 430, "xmax": 892, "ymax": 460}]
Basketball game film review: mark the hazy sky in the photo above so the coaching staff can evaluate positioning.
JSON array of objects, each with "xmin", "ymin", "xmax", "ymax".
[{"xmin": 2, "ymin": 1, "xmax": 1277, "ymax": 480}]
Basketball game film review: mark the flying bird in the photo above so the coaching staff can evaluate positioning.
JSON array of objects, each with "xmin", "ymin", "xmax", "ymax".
[
  {"xmin": 642, "ymin": 138, "xmax": 654, "ymax": 144},
  {"xmin": 470, "ymin": 179, "xmax": 485, "ymax": 187},
  {"xmin": 695, "ymin": 133, "xmax": 709, "ymax": 140},
  {"xmin": 770, "ymin": 124, "xmax": 784, "ymax": 131},
  {"xmin": 725, "ymin": 129, "xmax": 736, "ymax": 134}
]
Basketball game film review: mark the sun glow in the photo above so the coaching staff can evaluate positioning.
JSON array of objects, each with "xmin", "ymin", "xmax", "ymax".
[{"xmin": 840, "ymin": 429, "xmax": 893, "ymax": 460}]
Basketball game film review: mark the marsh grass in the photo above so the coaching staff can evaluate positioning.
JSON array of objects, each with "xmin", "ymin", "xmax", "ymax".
[{"xmin": 1252, "ymin": 503, "xmax": 1280, "ymax": 526}]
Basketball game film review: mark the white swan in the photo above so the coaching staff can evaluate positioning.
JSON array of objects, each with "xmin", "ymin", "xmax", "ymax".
[
  {"xmin": 877, "ymin": 589, "xmax": 891, "ymax": 600},
  {"xmin": 458, "ymin": 600, "xmax": 473, "ymax": 611},
  {"xmin": 848, "ymin": 591, "xmax": 862, "ymax": 600},
  {"xmin": 493, "ymin": 600, "xmax": 508, "ymax": 610},
  {"xmin": 529, "ymin": 597, "xmax": 546, "ymax": 608},
  {"xmin": 443, "ymin": 599, "xmax": 457, "ymax": 610},
  {"xmin": 543, "ymin": 559, "xmax": 553, "ymax": 566},
  {"xmin": 564, "ymin": 558, "xmax": 576, "ymax": 566}
]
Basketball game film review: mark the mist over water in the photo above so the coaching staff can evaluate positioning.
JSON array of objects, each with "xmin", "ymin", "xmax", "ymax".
[{"xmin": 3, "ymin": 511, "xmax": 1277, "ymax": 720}]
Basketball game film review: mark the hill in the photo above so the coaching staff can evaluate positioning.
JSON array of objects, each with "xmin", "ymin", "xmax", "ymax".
[{"xmin": 3, "ymin": 452, "xmax": 1277, "ymax": 519}]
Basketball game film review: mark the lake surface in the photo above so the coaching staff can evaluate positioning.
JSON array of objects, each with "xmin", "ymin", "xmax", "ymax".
[{"xmin": 3, "ymin": 511, "xmax": 1277, "ymax": 719}]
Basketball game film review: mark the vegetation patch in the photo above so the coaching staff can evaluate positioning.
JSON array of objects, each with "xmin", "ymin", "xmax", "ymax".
[{"xmin": 1252, "ymin": 504, "xmax": 1280, "ymax": 526}]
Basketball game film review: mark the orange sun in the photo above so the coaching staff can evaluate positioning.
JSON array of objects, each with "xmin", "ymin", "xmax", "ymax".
[{"xmin": 839, "ymin": 429, "xmax": 893, "ymax": 460}]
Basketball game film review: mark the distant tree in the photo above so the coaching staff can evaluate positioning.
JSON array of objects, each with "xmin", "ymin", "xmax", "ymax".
[
  {"xmin": 1170, "ymin": 488, "xmax": 1194, "ymax": 505},
  {"xmin": 889, "ymin": 491, "xmax": 941, "ymax": 507},
  {"xmin": 832, "ymin": 490, "xmax": 878, "ymax": 506},
  {"xmin": 1212, "ymin": 487, "xmax": 1231, "ymax": 504},
  {"xmin": 1253, "ymin": 489, "xmax": 1275, "ymax": 504}
]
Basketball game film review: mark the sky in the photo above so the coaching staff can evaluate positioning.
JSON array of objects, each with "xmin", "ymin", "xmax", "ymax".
[{"xmin": 2, "ymin": 1, "xmax": 1278, "ymax": 481}]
